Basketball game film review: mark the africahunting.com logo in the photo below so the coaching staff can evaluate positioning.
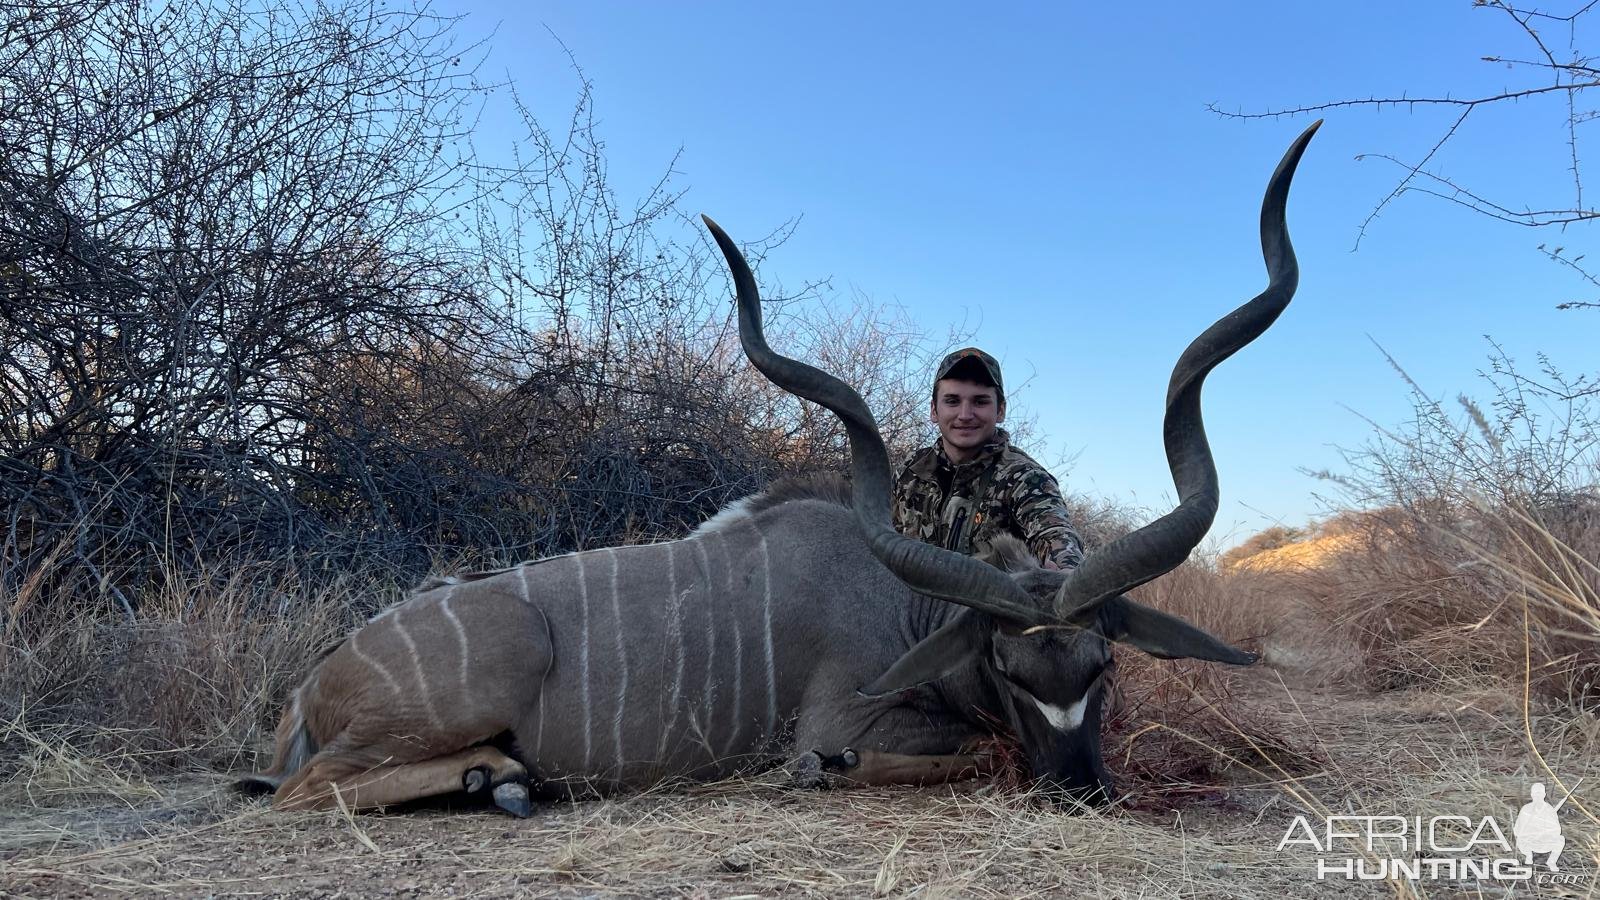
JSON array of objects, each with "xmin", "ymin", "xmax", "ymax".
[{"xmin": 1277, "ymin": 781, "xmax": 1587, "ymax": 885}]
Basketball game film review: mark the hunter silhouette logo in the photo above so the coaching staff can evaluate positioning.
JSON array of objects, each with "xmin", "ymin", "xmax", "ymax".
[
  {"xmin": 1513, "ymin": 781, "xmax": 1574, "ymax": 872},
  {"xmin": 1277, "ymin": 777, "xmax": 1588, "ymax": 883}
]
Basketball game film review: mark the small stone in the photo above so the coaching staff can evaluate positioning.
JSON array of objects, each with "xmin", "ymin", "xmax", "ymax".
[{"xmin": 718, "ymin": 840, "xmax": 768, "ymax": 873}]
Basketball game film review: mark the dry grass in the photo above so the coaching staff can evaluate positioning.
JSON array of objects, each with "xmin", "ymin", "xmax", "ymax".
[
  {"xmin": 0, "ymin": 562, "xmax": 381, "ymax": 795},
  {"xmin": 1105, "ymin": 561, "xmax": 1329, "ymax": 801},
  {"xmin": 1228, "ymin": 531, "xmax": 1360, "ymax": 573},
  {"xmin": 1, "ymin": 683, "xmax": 1594, "ymax": 898},
  {"xmin": 1228, "ymin": 499, "xmax": 1600, "ymax": 707}
]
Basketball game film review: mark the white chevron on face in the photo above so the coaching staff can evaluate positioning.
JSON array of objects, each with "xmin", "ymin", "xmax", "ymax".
[{"xmin": 1027, "ymin": 690, "xmax": 1089, "ymax": 731}]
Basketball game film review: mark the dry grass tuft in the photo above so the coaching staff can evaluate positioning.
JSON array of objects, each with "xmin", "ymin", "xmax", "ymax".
[
  {"xmin": 1105, "ymin": 560, "xmax": 1328, "ymax": 804},
  {"xmin": 0, "ymin": 714, "xmax": 162, "ymax": 809},
  {"xmin": 1227, "ymin": 498, "xmax": 1600, "ymax": 707},
  {"xmin": 0, "ymin": 563, "xmax": 382, "ymax": 788}
]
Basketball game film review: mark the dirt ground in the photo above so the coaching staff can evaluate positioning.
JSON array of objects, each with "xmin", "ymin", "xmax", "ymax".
[{"xmin": 2, "ymin": 682, "xmax": 1596, "ymax": 899}]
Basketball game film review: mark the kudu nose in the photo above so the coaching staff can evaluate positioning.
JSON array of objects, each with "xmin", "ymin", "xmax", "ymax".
[{"xmin": 1037, "ymin": 773, "xmax": 1118, "ymax": 811}]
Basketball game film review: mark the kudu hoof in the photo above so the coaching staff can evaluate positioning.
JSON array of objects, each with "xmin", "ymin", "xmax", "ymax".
[
  {"xmin": 820, "ymin": 748, "xmax": 860, "ymax": 771},
  {"xmin": 788, "ymin": 751, "xmax": 825, "ymax": 788},
  {"xmin": 492, "ymin": 781, "xmax": 533, "ymax": 818}
]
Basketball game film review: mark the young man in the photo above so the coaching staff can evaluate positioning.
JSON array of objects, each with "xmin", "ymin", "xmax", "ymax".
[{"xmin": 891, "ymin": 347, "xmax": 1085, "ymax": 570}]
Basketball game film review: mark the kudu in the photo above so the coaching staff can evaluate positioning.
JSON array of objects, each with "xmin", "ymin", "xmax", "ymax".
[{"xmin": 238, "ymin": 122, "xmax": 1319, "ymax": 816}]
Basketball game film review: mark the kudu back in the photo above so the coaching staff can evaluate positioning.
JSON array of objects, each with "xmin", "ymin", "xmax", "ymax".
[{"xmin": 238, "ymin": 123, "xmax": 1320, "ymax": 814}]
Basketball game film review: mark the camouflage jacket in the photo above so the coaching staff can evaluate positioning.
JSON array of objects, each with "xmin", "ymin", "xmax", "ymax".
[{"xmin": 891, "ymin": 429, "xmax": 1085, "ymax": 570}]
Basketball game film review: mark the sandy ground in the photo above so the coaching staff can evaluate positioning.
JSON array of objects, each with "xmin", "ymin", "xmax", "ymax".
[{"xmin": 2, "ymin": 683, "xmax": 1597, "ymax": 899}]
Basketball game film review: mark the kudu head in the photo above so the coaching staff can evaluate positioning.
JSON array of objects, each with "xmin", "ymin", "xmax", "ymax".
[{"xmin": 705, "ymin": 121, "xmax": 1320, "ymax": 805}]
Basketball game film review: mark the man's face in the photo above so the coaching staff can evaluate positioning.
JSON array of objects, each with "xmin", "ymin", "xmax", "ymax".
[{"xmin": 931, "ymin": 378, "xmax": 1004, "ymax": 462}]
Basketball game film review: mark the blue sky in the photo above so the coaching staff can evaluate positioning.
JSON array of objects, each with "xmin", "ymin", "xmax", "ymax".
[{"xmin": 434, "ymin": 1, "xmax": 1596, "ymax": 544}]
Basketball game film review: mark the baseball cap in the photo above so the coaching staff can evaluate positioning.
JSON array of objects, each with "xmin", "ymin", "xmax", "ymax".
[{"xmin": 933, "ymin": 347, "xmax": 1004, "ymax": 405}]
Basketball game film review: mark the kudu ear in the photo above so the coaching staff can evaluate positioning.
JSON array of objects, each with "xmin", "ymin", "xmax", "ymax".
[
  {"xmin": 858, "ymin": 608, "xmax": 988, "ymax": 698},
  {"xmin": 1089, "ymin": 594, "xmax": 1259, "ymax": 666}
]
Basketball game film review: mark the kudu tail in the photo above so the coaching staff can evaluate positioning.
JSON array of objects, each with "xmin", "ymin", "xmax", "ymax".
[{"xmin": 233, "ymin": 690, "xmax": 318, "ymax": 796}]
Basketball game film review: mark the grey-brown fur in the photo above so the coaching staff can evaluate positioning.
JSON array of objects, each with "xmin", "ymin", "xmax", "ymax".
[{"xmin": 247, "ymin": 483, "xmax": 1024, "ymax": 805}]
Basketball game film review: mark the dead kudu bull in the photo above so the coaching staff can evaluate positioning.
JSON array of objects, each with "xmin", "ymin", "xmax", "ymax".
[{"xmin": 238, "ymin": 123, "xmax": 1320, "ymax": 816}]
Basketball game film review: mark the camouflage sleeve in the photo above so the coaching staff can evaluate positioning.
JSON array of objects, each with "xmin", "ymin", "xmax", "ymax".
[
  {"xmin": 890, "ymin": 464, "xmax": 916, "ymax": 538},
  {"xmin": 1010, "ymin": 468, "xmax": 1085, "ymax": 570},
  {"xmin": 890, "ymin": 477, "xmax": 910, "ymax": 536}
]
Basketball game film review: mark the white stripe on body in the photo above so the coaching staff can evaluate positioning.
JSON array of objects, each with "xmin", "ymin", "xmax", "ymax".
[
  {"xmin": 693, "ymin": 536, "xmax": 718, "ymax": 758},
  {"xmin": 575, "ymin": 551, "xmax": 593, "ymax": 771},
  {"xmin": 607, "ymin": 548, "xmax": 629, "ymax": 774},
  {"xmin": 439, "ymin": 591, "xmax": 471, "ymax": 697},
  {"xmin": 349, "ymin": 629, "xmax": 403, "ymax": 696},
  {"xmin": 519, "ymin": 566, "xmax": 548, "ymax": 760},
  {"xmin": 393, "ymin": 606, "xmax": 444, "ymax": 731},
  {"xmin": 754, "ymin": 520, "xmax": 777, "ymax": 740},
  {"xmin": 657, "ymin": 541, "xmax": 685, "ymax": 768},
  {"xmin": 723, "ymin": 529, "xmax": 744, "ymax": 755}
]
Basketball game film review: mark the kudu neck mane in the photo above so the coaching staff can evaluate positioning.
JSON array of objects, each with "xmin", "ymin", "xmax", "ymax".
[
  {"xmin": 697, "ymin": 479, "xmax": 1044, "ymax": 576},
  {"xmin": 702, "ymin": 473, "xmax": 855, "ymax": 526},
  {"xmin": 413, "ymin": 475, "xmax": 856, "ymax": 592},
  {"xmin": 722, "ymin": 478, "xmax": 1043, "ymax": 571}
]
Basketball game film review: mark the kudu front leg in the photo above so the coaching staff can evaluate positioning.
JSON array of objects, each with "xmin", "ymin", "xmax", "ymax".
[
  {"xmin": 830, "ymin": 749, "xmax": 997, "ymax": 786},
  {"xmin": 787, "ymin": 747, "xmax": 995, "ymax": 788},
  {"xmin": 788, "ymin": 695, "xmax": 996, "ymax": 789}
]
